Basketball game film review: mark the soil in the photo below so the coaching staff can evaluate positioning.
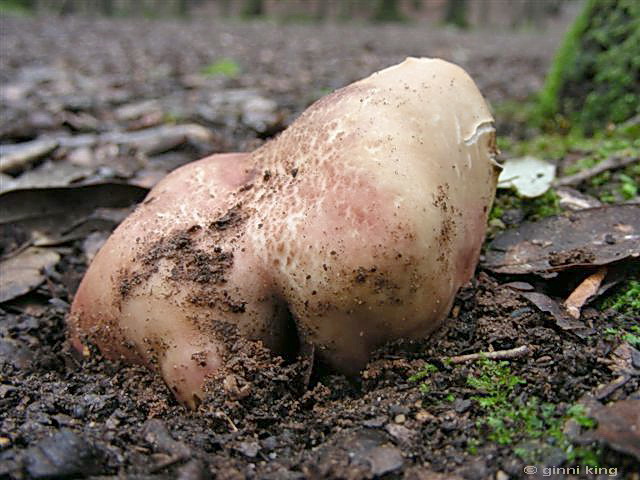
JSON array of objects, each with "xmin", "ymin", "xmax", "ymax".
[{"xmin": 1, "ymin": 12, "xmax": 638, "ymax": 480}]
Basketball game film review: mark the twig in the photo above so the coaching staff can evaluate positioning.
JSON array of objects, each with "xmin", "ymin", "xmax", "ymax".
[
  {"xmin": 555, "ymin": 155, "xmax": 638, "ymax": 187},
  {"xmin": 0, "ymin": 139, "xmax": 58, "ymax": 174},
  {"xmin": 214, "ymin": 410, "xmax": 238, "ymax": 432},
  {"xmin": 444, "ymin": 345, "xmax": 531, "ymax": 364},
  {"xmin": 594, "ymin": 374, "xmax": 631, "ymax": 400},
  {"xmin": 564, "ymin": 266, "xmax": 607, "ymax": 319}
]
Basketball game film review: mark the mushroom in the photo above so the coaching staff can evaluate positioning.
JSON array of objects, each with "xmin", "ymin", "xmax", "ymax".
[{"xmin": 68, "ymin": 58, "xmax": 499, "ymax": 407}]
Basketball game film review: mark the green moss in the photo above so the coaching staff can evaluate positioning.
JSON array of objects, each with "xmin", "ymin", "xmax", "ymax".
[
  {"xmin": 605, "ymin": 325, "xmax": 640, "ymax": 347},
  {"xmin": 0, "ymin": 0, "xmax": 32, "ymax": 15},
  {"xmin": 409, "ymin": 362, "xmax": 439, "ymax": 394},
  {"xmin": 372, "ymin": 0, "xmax": 407, "ymax": 23},
  {"xmin": 493, "ymin": 128, "xmax": 638, "ymax": 214},
  {"xmin": 618, "ymin": 173, "xmax": 638, "ymax": 199},
  {"xmin": 467, "ymin": 359, "xmax": 601, "ymax": 465},
  {"xmin": 536, "ymin": 0, "xmax": 595, "ymax": 127},
  {"xmin": 408, "ymin": 362, "xmax": 438, "ymax": 382},
  {"xmin": 536, "ymin": 0, "xmax": 640, "ymax": 133},
  {"xmin": 601, "ymin": 280, "xmax": 640, "ymax": 317},
  {"xmin": 594, "ymin": 162, "xmax": 639, "ymax": 203},
  {"xmin": 201, "ymin": 58, "xmax": 241, "ymax": 78},
  {"xmin": 490, "ymin": 189, "xmax": 560, "ymax": 230},
  {"xmin": 530, "ymin": 190, "xmax": 561, "ymax": 218}
]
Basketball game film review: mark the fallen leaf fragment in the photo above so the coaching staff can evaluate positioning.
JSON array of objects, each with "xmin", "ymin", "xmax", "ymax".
[
  {"xmin": 0, "ymin": 247, "xmax": 60, "ymax": 302},
  {"xmin": 497, "ymin": 155, "xmax": 556, "ymax": 198},
  {"xmin": 82, "ymin": 231, "xmax": 110, "ymax": 263},
  {"xmin": 483, "ymin": 205, "xmax": 640, "ymax": 275},
  {"xmin": 556, "ymin": 186, "xmax": 602, "ymax": 211},
  {"xmin": 1, "ymin": 161, "xmax": 94, "ymax": 194},
  {"xmin": 590, "ymin": 399, "xmax": 640, "ymax": 460},
  {"xmin": 592, "ymin": 343, "xmax": 639, "ymax": 400},
  {"xmin": 519, "ymin": 291, "xmax": 591, "ymax": 336},
  {"xmin": 564, "ymin": 267, "xmax": 607, "ymax": 319},
  {"xmin": 609, "ymin": 343, "xmax": 640, "ymax": 376},
  {"xmin": 309, "ymin": 429, "xmax": 404, "ymax": 478},
  {"xmin": 0, "ymin": 183, "xmax": 147, "ymax": 256},
  {"xmin": 104, "ymin": 124, "xmax": 213, "ymax": 155},
  {"xmin": 114, "ymin": 99, "xmax": 162, "ymax": 122},
  {"xmin": 2, "ymin": 124, "xmax": 214, "ymax": 160}
]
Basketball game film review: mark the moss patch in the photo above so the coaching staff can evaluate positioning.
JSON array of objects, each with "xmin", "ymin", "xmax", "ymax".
[
  {"xmin": 466, "ymin": 359, "xmax": 601, "ymax": 465},
  {"xmin": 492, "ymin": 126, "xmax": 639, "ymax": 231},
  {"xmin": 201, "ymin": 58, "xmax": 241, "ymax": 78},
  {"xmin": 600, "ymin": 280, "xmax": 640, "ymax": 318},
  {"xmin": 536, "ymin": 0, "xmax": 640, "ymax": 133}
]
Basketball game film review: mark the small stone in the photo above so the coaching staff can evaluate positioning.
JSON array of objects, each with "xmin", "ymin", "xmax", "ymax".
[
  {"xmin": 496, "ymin": 470, "xmax": 509, "ymax": 480},
  {"xmin": 365, "ymin": 445, "xmax": 404, "ymax": 476},
  {"xmin": 363, "ymin": 416, "xmax": 387, "ymax": 428},
  {"xmin": 176, "ymin": 458, "xmax": 208, "ymax": 480},
  {"xmin": 241, "ymin": 96, "xmax": 279, "ymax": 133},
  {"xmin": 0, "ymin": 338, "xmax": 34, "ymax": 370},
  {"xmin": 502, "ymin": 208, "xmax": 524, "ymax": 226},
  {"xmin": 237, "ymin": 441, "xmax": 260, "ymax": 458},
  {"xmin": 385, "ymin": 424, "xmax": 416, "ymax": 445},
  {"xmin": 24, "ymin": 430, "xmax": 105, "ymax": 478},
  {"xmin": 261, "ymin": 436, "xmax": 278, "ymax": 451},
  {"xmin": 456, "ymin": 459, "xmax": 488, "ymax": 480},
  {"xmin": 415, "ymin": 410, "xmax": 435, "ymax": 422},
  {"xmin": 394, "ymin": 414, "xmax": 406, "ymax": 424},
  {"xmin": 453, "ymin": 398, "xmax": 472, "ymax": 413},
  {"xmin": 389, "ymin": 404, "xmax": 409, "ymax": 416}
]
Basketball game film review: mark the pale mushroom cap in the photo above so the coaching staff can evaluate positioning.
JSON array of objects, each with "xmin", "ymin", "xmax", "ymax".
[{"xmin": 69, "ymin": 58, "xmax": 498, "ymax": 407}]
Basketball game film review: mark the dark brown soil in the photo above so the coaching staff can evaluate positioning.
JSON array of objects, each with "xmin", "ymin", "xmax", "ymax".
[
  {"xmin": 2, "ymin": 271, "xmax": 638, "ymax": 479},
  {"xmin": 1, "ymin": 12, "xmax": 638, "ymax": 480}
]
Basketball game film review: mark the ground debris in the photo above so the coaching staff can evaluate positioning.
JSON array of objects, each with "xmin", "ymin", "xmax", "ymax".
[
  {"xmin": 304, "ymin": 428, "xmax": 404, "ymax": 478},
  {"xmin": 23, "ymin": 429, "xmax": 106, "ymax": 479},
  {"xmin": 564, "ymin": 266, "xmax": 607, "ymax": 318},
  {"xmin": 445, "ymin": 344, "xmax": 531, "ymax": 364},
  {"xmin": 0, "ymin": 182, "xmax": 147, "ymax": 255},
  {"xmin": 0, "ymin": 247, "xmax": 60, "ymax": 302},
  {"xmin": 143, "ymin": 419, "xmax": 194, "ymax": 472},
  {"xmin": 483, "ymin": 204, "xmax": 640, "ymax": 275},
  {"xmin": 582, "ymin": 399, "xmax": 640, "ymax": 461},
  {"xmin": 519, "ymin": 290, "xmax": 592, "ymax": 336},
  {"xmin": 556, "ymin": 186, "xmax": 603, "ymax": 211},
  {"xmin": 0, "ymin": 138, "xmax": 58, "ymax": 174},
  {"xmin": 498, "ymin": 155, "xmax": 556, "ymax": 198},
  {"xmin": 555, "ymin": 155, "xmax": 639, "ymax": 187},
  {"xmin": 143, "ymin": 419, "xmax": 192, "ymax": 458}
]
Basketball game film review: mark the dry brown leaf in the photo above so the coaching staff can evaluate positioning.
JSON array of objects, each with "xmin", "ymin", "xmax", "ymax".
[
  {"xmin": 591, "ymin": 399, "xmax": 640, "ymax": 460},
  {"xmin": 0, "ymin": 247, "xmax": 60, "ymax": 302},
  {"xmin": 483, "ymin": 205, "xmax": 640, "ymax": 276}
]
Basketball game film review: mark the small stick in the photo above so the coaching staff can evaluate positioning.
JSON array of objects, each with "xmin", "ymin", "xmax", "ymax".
[
  {"xmin": 555, "ymin": 155, "xmax": 638, "ymax": 187},
  {"xmin": 214, "ymin": 410, "xmax": 238, "ymax": 432},
  {"xmin": 0, "ymin": 139, "xmax": 58, "ymax": 174},
  {"xmin": 564, "ymin": 266, "xmax": 607, "ymax": 319},
  {"xmin": 444, "ymin": 345, "xmax": 531, "ymax": 364}
]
